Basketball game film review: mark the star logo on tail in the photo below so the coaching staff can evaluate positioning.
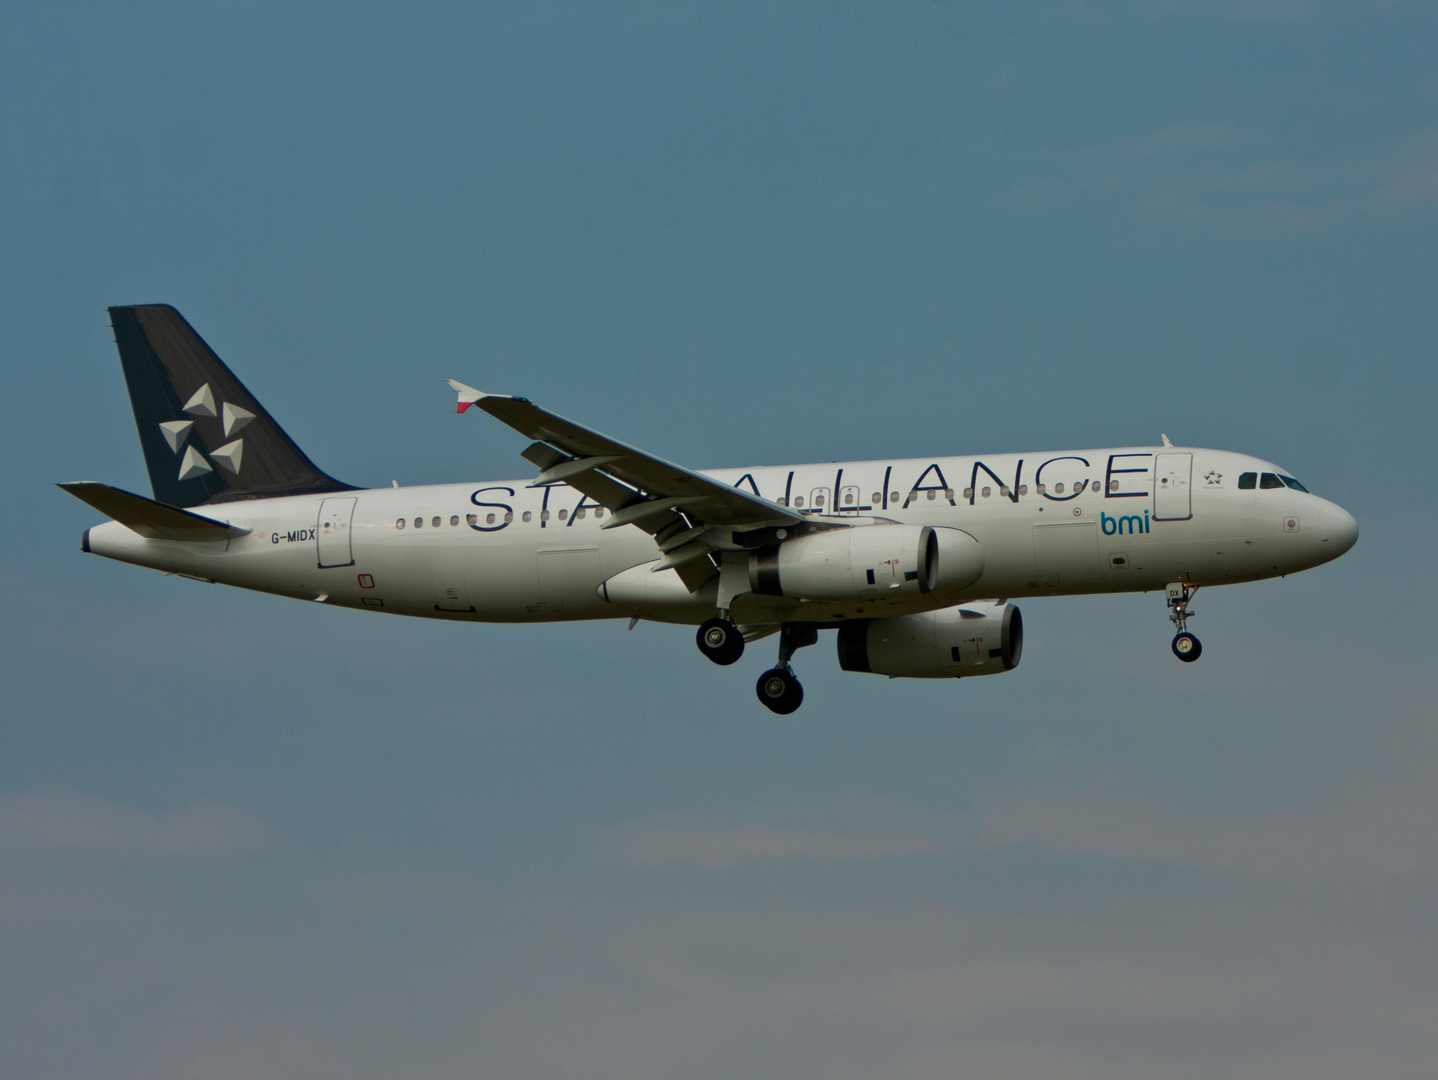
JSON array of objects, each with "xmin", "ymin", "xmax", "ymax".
[{"xmin": 161, "ymin": 383, "xmax": 255, "ymax": 480}]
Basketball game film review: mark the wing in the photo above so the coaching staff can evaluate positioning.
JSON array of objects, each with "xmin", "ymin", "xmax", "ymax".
[{"xmin": 447, "ymin": 381, "xmax": 803, "ymax": 590}]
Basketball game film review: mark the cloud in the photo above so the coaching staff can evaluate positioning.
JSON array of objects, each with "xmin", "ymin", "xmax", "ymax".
[
  {"xmin": 600, "ymin": 769, "xmax": 1438, "ymax": 881},
  {"xmin": 976, "ymin": 778, "xmax": 1438, "ymax": 878},
  {"xmin": 1135, "ymin": 0, "xmax": 1383, "ymax": 23},
  {"xmin": 0, "ymin": 789, "xmax": 276, "ymax": 857},
  {"xmin": 612, "ymin": 822, "xmax": 951, "ymax": 870},
  {"xmin": 598, "ymin": 797, "xmax": 965, "ymax": 871},
  {"xmin": 1050, "ymin": 121, "xmax": 1438, "ymax": 233}
]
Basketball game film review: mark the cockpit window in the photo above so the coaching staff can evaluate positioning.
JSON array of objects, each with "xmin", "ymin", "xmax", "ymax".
[
  {"xmin": 1238, "ymin": 472, "xmax": 1257, "ymax": 489},
  {"xmin": 1260, "ymin": 473, "xmax": 1285, "ymax": 489},
  {"xmin": 1280, "ymin": 475, "xmax": 1309, "ymax": 493}
]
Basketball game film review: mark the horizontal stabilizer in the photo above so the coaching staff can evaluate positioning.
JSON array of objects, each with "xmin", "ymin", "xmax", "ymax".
[{"xmin": 59, "ymin": 482, "xmax": 250, "ymax": 542}]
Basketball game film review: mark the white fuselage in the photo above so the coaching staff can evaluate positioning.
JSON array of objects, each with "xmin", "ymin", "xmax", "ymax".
[{"xmin": 83, "ymin": 446, "xmax": 1358, "ymax": 625}]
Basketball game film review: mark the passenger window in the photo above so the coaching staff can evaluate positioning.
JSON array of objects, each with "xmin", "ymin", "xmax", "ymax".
[
  {"xmin": 431, "ymin": 516, "xmax": 441, "ymax": 527},
  {"xmin": 1238, "ymin": 473, "xmax": 1256, "ymax": 489},
  {"xmin": 871, "ymin": 492, "xmax": 881, "ymax": 504},
  {"xmin": 466, "ymin": 514, "xmax": 477, "ymax": 526},
  {"xmin": 815, "ymin": 495, "xmax": 825, "ymax": 507},
  {"xmin": 396, "ymin": 518, "xmax": 405, "ymax": 529},
  {"xmin": 594, "ymin": 508, "xmax": 604, "ymax": 519},
  {"xmin": 1260, "ymin": 473, "xmax": 1284, "ymax": 489},
  {"xmin": 1055, "ymin": 483, "xmax": 1065, "ymax": 494},
  {"xmin": 504, "ymin": 512, "xmax": 514, "ymax": 522},
  {"xmin": 981, "ymin": 486, "xmax": 991, "ymax": 498},
  {"xmin": 414, "ymin": 517, "xmax": 423, "ymax": 528},
  {"xmin": 541, "ymin": 510, "xmax": 550, "ymax": 521},
  {"xmin": 1018, "ymin": 485, "xmax": 1028, "ymax": 495},
  {"xmin": 890, "ymin": 491, "xmax": 899, "ymax": 503},
  {"xmin": 576, "ymin": 508, "xmax": 586, "ymax": 519},
  {"xmin": 1280, "ymin": 475, "xmax": 1309, "ymax": 493},
  {"xmin": 926, "ymin": 490, "xmax": 935, "ymax": 501},
  {"xmin": 522, "ymin": 511, "xmax": 533, "ymax": 523},
  {"xmin": 558, "ymin": 509, "xmax": 568, "ymax": 520},
  {"xmin": 486, "ymin": 513, "xmax": 495, "ymax": 524},
  {"xmin": 794, "ymin": 496, "xmax": 804, "ymax": 508},
  {"xmin": 963, "ymin": 488, "xmax": 973, "ymax": 500},
  {"xmin": 450, "ymin": 515, "xmax": 459, "ymax": 526}
]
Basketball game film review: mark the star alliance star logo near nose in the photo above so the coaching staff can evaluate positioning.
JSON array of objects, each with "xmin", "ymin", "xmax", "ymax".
[{"xmin": 158, "ymin": 382, "xmax": 255, "ymax": 480}]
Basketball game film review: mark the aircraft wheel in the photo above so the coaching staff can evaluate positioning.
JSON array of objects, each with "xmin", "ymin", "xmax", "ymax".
[
  {"xmin": 756, "ymin": 668, "xmax": 803, "ymax": 714},
  {"xmin": 697, "ymin": 617, "xmax": 744, "ymax": 665},
  {"xmin": 1171, "ymin": 632, "xmax": 1202, "ymax": 663}
]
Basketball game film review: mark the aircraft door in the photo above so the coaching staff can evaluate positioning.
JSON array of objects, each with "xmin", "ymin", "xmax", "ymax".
[
  {"xmin": 1153, "ymin": 453, "xmax": 1193, "ymax": 521},
  {"xmin": 838, "ymin": 485, "xmax": 862, "ymax": 512},
  {"xmin": 1032, "ymin": 523, "xmax": 1103, "ymax": 585},
  {"xmin": 316, "ymin": 497, "xmax": 357, "ymax": 568},
  {"xmin": 537, "ymin": 546, "xmax": 601, "ymax": 613}
]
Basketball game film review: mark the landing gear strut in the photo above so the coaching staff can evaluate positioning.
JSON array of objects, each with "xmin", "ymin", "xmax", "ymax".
[
  {"xmin": 1166, "ymin": 582, "xmax": 1202, "ymax": 663},
  {"xmin": 756, "ymin": 623, "xmax": 817, "ymax": 715}
]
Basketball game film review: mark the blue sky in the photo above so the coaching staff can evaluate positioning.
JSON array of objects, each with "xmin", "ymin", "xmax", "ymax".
[{"xmin": 3, "ymin": 3, "xmax": 1437, "ymax": 1077}]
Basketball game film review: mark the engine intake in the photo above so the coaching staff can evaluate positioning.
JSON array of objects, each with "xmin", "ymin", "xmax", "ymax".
[
  {"xmin": 836, "ymin": 601, "xmax": 1023, "ymax": 679},
  {"xmin": 749, "ymin": 525, "xmax": 983, "ymax": 602}
]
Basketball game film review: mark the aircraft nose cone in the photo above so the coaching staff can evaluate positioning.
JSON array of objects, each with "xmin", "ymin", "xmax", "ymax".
[{"xmin": 1323, "ymin": 503, "xmax": 1359, "ymax": 557}]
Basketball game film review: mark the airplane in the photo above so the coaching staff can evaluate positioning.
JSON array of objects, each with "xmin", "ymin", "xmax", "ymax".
[{"xmin": 64, "ymin": 305, "xmax": 1359, "ymax": 714}]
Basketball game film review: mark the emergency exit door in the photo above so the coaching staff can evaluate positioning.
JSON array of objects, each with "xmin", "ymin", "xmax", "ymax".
[
  {"xmin": 1153, "ymin": 453, "xmax": 1192, "ymax": 521},
  {"xmin": 317, "ymin": 497, "xmax": 357, "ymax": 568}
]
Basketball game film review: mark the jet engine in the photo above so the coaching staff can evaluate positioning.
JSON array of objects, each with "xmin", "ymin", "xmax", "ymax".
[
  {"xmin": 749, "ymin": 525, "xmax": 983, "ymax": 602},
  {"xmin": 836, "ymin": 600, "xmax": 1023, "ymax": 678}
]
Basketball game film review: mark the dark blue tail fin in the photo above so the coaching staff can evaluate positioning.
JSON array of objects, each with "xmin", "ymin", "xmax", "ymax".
[{"xmin": 109, "ymin": 305, "xmax": 354, "ymax": 507}]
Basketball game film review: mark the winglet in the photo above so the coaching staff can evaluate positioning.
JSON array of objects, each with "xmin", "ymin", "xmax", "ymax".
[{"xmin": 446, "ymin": 379, "xmax": 488, "ymax": 414}]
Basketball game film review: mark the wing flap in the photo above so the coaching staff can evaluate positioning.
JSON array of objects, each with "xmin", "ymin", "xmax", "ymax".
[{"xmin": 59, "ymin": 482, "xmax": 250, "ymax": 542}]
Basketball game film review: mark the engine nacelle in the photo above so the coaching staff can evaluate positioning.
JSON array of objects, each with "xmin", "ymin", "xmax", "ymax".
[
  {"xmin": 836, "ymin": 600, "xmax": 1023, "ymax": 679},
  {"xmin": 749, "ymin": 525, "xmax": 984, "ymax": 602}
]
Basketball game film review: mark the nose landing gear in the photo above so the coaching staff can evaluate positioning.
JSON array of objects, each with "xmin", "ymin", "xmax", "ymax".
[
  {"xmin": 755, "ymin": 623, "xmax": 818, "ymax": 714},
  {"xmin": 1166, "ymin": 582, "xmax": 1202, "ymax": 663}
]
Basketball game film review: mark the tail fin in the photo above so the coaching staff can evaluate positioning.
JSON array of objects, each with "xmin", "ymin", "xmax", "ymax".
[{"xmin": 108, "ymin": 305, "xmax": 354, "ymax": 507}]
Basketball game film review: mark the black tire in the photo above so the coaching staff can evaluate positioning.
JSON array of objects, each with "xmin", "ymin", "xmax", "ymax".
[
  {"xmin": 755, "ymin": 668, "xmax": 803, "ymax": 714},
  {"xmin": 1171, "ymin": 632, "xmax": 1202, "ymax": 663},
  {"xmin": 697, "ymin": 617, "xmax": 744, "ymax": 665}
]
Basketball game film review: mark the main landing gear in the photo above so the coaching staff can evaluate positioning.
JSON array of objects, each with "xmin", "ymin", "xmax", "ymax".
[
  {"xmin": 697, "ymin": 617, "xmax": 744, "ymax": 665},
  {"xmin": 755, "ymin": 623, "xmax": 818, "ymax": 715},
  {"xmin": 697, "ymin": 616, "xmax": 818, "ymax": 713},
  {"xmin": 1166, "ymin": 581, "xmax": 1202, "ymax": 663}
]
